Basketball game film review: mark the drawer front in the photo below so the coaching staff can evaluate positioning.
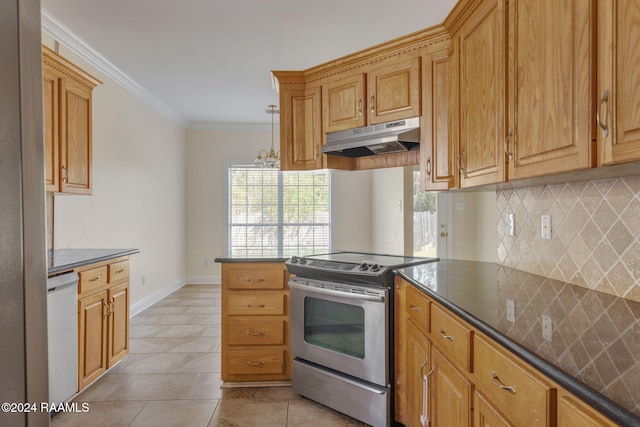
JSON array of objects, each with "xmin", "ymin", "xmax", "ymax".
[
  {"xmin": 225, "ymin": 264, "xmax": 284, "ymax": 290},
  {"xmin": 108, "ymin": 260, "xmax": 130, "ymax": 283},
  {"xmin": 79, "ymin": 266, "xmax": 108, "ymax": 294},
  {"xmin": 226, "ymin": 293, "xmax": 285, "ymax": 316},
  {"xmin": 474, "ymin": 334, "xmax": 551, "ymax": 427},
  {"xmin": 431, "ymin": 303, "xmax": 472, "ymax": 372},
  {"xmin": 405, "ymin": 285, "xmax": 430, "ymax": 334},
  {"xmin": 226, "ymin": 349, "xmax": 285, "ymax": 375},
  {"xmin": 227, "ymin": 319, "xmax": 285, "ymax": 345}
]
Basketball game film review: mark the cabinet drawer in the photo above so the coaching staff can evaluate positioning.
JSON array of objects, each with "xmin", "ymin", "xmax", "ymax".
[
  {"xmin": 405, "ymin": 285, "xmax": 430, "ymax": 334},
  {"xmin": 108, "ymin": 260, "xmax": 129, "ymax": 283},
  {"xmin": 226, "ymin": 293, "xmax": 285, "ymax": 316},
  {"xmin": 227, "ymin": 319, "xmax": 285, "ymax": 345},
  {"xmin": 431, "ymin": 303, "xmax": 473, "ymax": 372},
  {"xmin": 474, "ymin": 334, "xmax": 552, "ymax": 427},
  {"xmin": 224, "ymin": 264, "xmax": 285, "ymax": 290},
  {"xmin": 79, "ymin": 266, "xmax": 108, "ymax": 294},
  {"xmin": 226, "ymin": 349, "xmax": 285, "ymax": 375}
]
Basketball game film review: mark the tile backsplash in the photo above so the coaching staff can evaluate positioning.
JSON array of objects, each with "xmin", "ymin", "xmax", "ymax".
[{"xmin": 497, "ymin": 176, "xmax": 640, "ymax": 303}]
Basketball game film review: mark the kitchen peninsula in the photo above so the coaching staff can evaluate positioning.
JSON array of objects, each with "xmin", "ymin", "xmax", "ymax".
[{"xmin": 395, "ymin": 260, "xmax": 640, "ymax": 426}]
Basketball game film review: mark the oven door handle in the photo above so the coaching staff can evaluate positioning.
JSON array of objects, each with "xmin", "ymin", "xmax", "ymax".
[{"xmin": 288, "ymin": 281, "xmax": 384, "ymax": 303}]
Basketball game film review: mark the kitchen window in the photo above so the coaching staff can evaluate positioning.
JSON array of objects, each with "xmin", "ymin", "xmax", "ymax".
[{"xmin": 226, "ymin": 163, "xmax": 331, "ymax": 257}]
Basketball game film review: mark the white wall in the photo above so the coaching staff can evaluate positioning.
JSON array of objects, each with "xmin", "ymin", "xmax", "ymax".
[
  {"xmin": 450, "ymin": 191, "xmax": 497, "ymax": 262},
  {"xmin": 371, "ymin": 167, "xmax": 407, "ymax": 255},
  {"xmin": 45, "ymin": 36, "xmax": 188, "ymax": 305},
  {"xmin": 332, "ymin": 169, "xmax": 373, "ymax": 253}
]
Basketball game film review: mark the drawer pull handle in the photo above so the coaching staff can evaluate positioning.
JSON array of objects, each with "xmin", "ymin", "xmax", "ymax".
[
  {"xmin": 246, "ymin": 330, "xmax": 266, "ymax": 336},
  {"xmin": 491, "ymin": 371, "xmax": 516, "ymax": 395},
  {"xmin": 409, "ymin": 304, "xmax": 421, "ymax": 312},
  {"xmin": 115, "ymin": 269, "xmax": 125, "ymax": 274},
  {"xmin": 439, "ymin": 328, "xmax": 454, "ymax": 341},
  {"xmin": 89, "ymin": 277, "xmax": 101, "ymax": 282},
  {"xmin": 243, "ymin": 277, "xmax": 265, "ymax": 283},
  {"xmin": 246, "ymin": 361, "xmax": 265, "ymax": 366},
  {"xmin": 246, "ymin": 304, "xmax": 266, "ymax": 308}
]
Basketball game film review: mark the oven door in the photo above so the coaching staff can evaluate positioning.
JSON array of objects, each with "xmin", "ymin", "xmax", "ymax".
[{"xmin": 289, "ymin": 277, "xmax": 388, "ymax": 387}]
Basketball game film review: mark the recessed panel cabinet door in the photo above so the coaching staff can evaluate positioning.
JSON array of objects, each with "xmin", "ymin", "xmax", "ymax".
[
  {"xmin": 60, "ymin": 77, "xmax": 93, "ymax": 194},
  {"xmin": 107, "ymin": 282, "xmax": 129, "ymax": 367},
  {"xmin": 323, "ymin": 74, "xmax": 366, "ymax": 133},
  {"xmin": 597, "ymin": 0, "xmax": 640, "ymax": 165},
  {"xmin": 281, "ymin": 86, "xmax": 323, "ymax": 170},
  {"xmin": 456, "ymin": 0, "xmax": 507, "ymax": 188},
  {"xmin": 78, "ymin": 290, "xmax": 108, "ymax": 390},
  {"xmin": 508, "ymin": 0, "xmax": 595, "ymax": 179},
  {"xmin": 368, "ymin": 57, "xmax": 421, "ymax": 125}
]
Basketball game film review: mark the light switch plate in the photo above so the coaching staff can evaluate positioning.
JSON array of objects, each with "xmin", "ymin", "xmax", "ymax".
[
  {"xmin": 506, "ymin": 213, "xmax": 515, "ymax": 236},
  {"xmin": 506, "ymin": 299, "xmax": 515, "ymax": 323},
  {"xmin": 541, "ymin": 214, "xmax": 552, "ymax": 239}
]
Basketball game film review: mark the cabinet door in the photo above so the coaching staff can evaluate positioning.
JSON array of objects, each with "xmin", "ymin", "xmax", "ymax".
[
  {"xmin": 455, "ymin": 0, "xmax": 507, "ymax": 187},
  {"xmin": 323, "ymin": 73, "xmax": 366, "ymax": 133},
  {"xmin": 508, "ymin": 0, "xmax": 594, "ymax": 179},
  {"xmin": 474, "ymin": 391, "xmax": 513, "ymax": 427},
  {"xmin": 78, "ymin": 290, "xmax": 108, "ymax": 390},
  {"xmin": 43, "ymin": 66, "xmax": 59, "ymax": 192},
  {"xmin": 60, "ymin": 76, "xmax": 93, "ymax": 194},
  {"xmin": 368, "ymin": 57, "xmax": 421, "ymax": 125},
  {"xmin": 107, "ymin": 282, "xmax": 129, "ymax": 367},
  {"xmin": 597, "ymin": 0, "xmax": 640, "ymax": 165},
  {"xmin": 430, "ymin": 347, "xmax": 473, "ymax": 427},
  {"xmin": 281, "ymin": 85, "xmax": 323, "ymax": 170},
  {"xmin": 422, "ymin": 49, "xmax": 456, "ymax": 191},
  {"xmin": 406, "ymin": 320, "xmax": 431, "ymax": 427}
]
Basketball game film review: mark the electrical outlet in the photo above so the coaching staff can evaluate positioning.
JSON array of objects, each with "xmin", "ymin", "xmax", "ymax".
[
  {"xmin": 541, "ymin": 315, "xmax": 552, "ymax": 341},
  {"xmin": 541, "ymin": 215, "xmax": 552, "ymax": 239},
  {"xmin": 141, "ymin": 276, "xmax": 146, "ymax": 287},
  {"xmin": 506, "ymin": 299, "xmax": 515, "ymax": 323},
  {"xmin": 457, "ymin": 201, "xmax": 466, "ymax": 211},
  {"xmin": 506, "ymin": 213, "xmax": 515, "ymax": 236}
]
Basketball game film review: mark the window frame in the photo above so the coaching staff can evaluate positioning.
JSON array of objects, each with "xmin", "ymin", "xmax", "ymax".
[{"xmin": 224, "ymin": 161, "xmax": 333, "ymax": 257}]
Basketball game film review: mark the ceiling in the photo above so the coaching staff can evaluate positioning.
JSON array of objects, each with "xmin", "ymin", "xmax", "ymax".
[{"xmin": 41, "ymin": 0, "xmax": 456, "ymax": 126}]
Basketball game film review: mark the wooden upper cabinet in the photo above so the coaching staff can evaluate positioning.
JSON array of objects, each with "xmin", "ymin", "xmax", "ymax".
[
  {"xmin": 323, "ymin": 73, "xmax": 366, "ymax": 133},
  {"xmin": 507, "ymin": 0, "xmax": 595, "ymax": 180},
  {"xmin": 323, "ymin": 57, "xmax": 421, "ymax": 133},
  {"xmin": 422, "ymin": 48, "xmax": 456, "ymax": 191},
  {"xmin": 367, "ymin": 57, "xmax": 421, "ymax": 125},
  {"xmin": 597, "ymin": 0, "xmax": 640, "ymax": 165},
  {"xmin": 42, "ymin": 46, "xmax": 100, "ymax": 194},
  {"xmin": 454, "ymin": 0, "xmax": 507, "ymax": 188},
  {"xmin": 280, "ymin": 85, "xmax": 323, "ymax": 170}
]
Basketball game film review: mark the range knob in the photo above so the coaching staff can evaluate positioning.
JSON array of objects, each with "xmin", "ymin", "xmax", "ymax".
[
  {"xmin": 299, "ymin": 257, "xmax": 307, "ymax": 265},
  {"xmin": 370, "ymin": 264, "xmax": 380, "ymax": 272},
  {"xmin": 290, "ymin": 256, "xmax": 299, "ymax": 264},
  {"xmin": 359, "ymin": 263, "xmax": 369, "ymax": 271}
]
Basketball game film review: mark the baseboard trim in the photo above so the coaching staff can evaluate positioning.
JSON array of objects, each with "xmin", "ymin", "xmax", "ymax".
[{"xmin": 130, "ymin": 277, "xmax": 186, "ymax": 318}]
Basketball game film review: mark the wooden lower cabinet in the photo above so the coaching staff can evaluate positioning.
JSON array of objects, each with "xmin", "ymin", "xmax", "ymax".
[
  {"xmin": 430, "ymin": 347, "xmax": 473, "ymax": 427},
  {"xmin": 395, "ymin": 277, "xmax": 620, "ymax": 427},
  {"xmin": 406, "ymin": 320, "xmax": 431, "ymax": 427},
  {"xmin": 77, "ymin": 257, "xmax": 130, "ymax": 391},
  {"xmin": 221, "ymin": 262, "xmax": 291, "ymax": 382}
]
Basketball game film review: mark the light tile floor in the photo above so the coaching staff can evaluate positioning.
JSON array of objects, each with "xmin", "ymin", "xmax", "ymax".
[{"xmin": 52, "ymin": 284, "xmax": 366, "ymax": 427}]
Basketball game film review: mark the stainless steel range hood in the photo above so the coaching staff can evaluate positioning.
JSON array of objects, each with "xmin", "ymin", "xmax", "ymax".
[{"xmin": 322, "ymin": 117, "xmax": 420, "ymax": 158}]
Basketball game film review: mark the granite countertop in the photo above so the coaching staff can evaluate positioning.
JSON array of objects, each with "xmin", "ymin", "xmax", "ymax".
[
  {"xmin": 214, "ymin": 254, "xmax": 290, "ymax": 263},
  {"xmin": 396, "ymin": 259, "xmax": 640, "ymax": 426},
  {"xmin": 48, "ymin": 248, "xmax": 139, "ymax": 276}
]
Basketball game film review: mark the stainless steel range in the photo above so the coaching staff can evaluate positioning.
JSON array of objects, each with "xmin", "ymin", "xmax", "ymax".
[{"xmin": 286, "ymin": 251, "xmax": 438, "ymax": 427}]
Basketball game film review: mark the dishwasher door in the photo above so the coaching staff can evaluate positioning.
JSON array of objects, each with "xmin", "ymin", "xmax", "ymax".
[{"xmin": 47, "ymin": 272, "xmax": 79, "ymax": 404}]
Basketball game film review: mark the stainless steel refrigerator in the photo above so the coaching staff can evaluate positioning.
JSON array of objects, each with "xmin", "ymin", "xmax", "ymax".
[{"xmin": 0, "ymin": 0, "xmax": 50, "ymax": 425}]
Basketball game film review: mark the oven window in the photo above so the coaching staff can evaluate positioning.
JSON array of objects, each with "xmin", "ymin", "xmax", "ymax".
[{"xmin": 303, "ymin": 297, "xmax": 365, "ymax": 359}]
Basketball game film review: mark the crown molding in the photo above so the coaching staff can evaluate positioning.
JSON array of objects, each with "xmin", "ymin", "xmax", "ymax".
[{"xmin": 41, "ymin": 9, "xmax": 188, "ymax": 128}]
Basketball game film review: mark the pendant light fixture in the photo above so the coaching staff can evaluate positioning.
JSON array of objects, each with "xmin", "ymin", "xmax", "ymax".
[{"xmin": 254, "ymin": 104, "xmax": 280, "ymax": 168}]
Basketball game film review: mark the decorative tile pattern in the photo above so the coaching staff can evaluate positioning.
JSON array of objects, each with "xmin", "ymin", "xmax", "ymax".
[
  {"xmin": 497, "ymin": 176, "xmax": 640, "ymax": 302},
  {"xmin": 496, "ymin": 267, "xmax": 640, "ymax": 417}
]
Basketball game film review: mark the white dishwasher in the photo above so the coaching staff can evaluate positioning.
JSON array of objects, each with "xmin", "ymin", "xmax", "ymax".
[{"xmin": 47, "ymin": 271, "xmax": 79, "ymax": 404}]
